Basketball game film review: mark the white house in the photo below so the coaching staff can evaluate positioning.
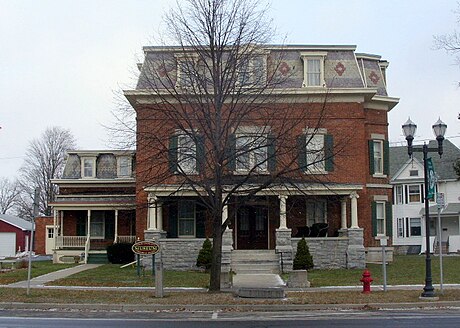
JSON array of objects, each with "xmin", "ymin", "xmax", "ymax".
[{"xmin": 390, "ymin": 139, "xmax": 460, "ymax": 254}]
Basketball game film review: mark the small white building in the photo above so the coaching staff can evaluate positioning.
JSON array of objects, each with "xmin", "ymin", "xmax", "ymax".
[{"xmin": 390, "ymin": 140, "xmax": 460, "ymax": 254}]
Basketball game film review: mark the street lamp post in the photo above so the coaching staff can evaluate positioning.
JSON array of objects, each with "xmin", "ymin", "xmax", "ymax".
[{"xmin": 402, "ymin": 117, "xmax": 447, "ymax": 298}]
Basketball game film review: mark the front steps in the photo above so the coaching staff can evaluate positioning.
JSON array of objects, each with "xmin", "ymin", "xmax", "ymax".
[
  {"xmin": 231, "ymin": 250, "xmax": 280, "ymax": 274},
  {"xmin": 87, "ymin": 252, "xmax": 109, "ymax": 264}
]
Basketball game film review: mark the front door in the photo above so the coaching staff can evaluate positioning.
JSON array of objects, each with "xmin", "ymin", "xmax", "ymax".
[
  {"xmin": 45, "ymin": 225, "xmax": 55, "ymax": 255},
  {"xmin": 236, "ymin": 206, "xmax": 268, "ymax": 249}
]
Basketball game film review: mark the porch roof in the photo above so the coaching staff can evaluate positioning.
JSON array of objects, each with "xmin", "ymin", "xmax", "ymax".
[
  {"xmin": 424, "ymin": 203, "xmax": 460, "ymax": 216},
  {"xmin": 144, "ymin": 183, "xmax": 363, "ymax": 197},
  {"xmin": 51, "ymin": 196, "xmax": 135, "ymax": 209}
]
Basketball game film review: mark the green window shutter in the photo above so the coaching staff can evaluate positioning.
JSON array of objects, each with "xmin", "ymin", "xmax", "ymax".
[
  {"xmin": 168, "ymin": 135, "xmax": 178, "ymax": 173},
  {"xmin": 371, "ymin": 202, "xmax": 377, "ymax": 237},
  {"xmin": 195, "ymin": 203, "xmax": 206, "ymax": 238},
  {"xmin": 227, "ymin": 134, "xmax": 236, "ymax": 171},
  {"xmin": 368, "ymin": 140, "xmax": 375, "ymax": 175},
  {"xmin": 168, "ymin": 202, "xmax": 178, "ymax": 238},
  {"xmin": 385, "ymin": 202, "xmax": 393, "ymax": 237},
  {"xmin": 267, "ymin": 134, "xmax": 276, "ymax": 172},
  {"xmin": 324, "ymin": 134, "xmax": 334, "ymax": 172},
  {"xmin": 196, "ymin": 135, "xmax": 205, "ymax": 174},
  {"xmin": 297, "ymin": 135, "xmax": 307, "ymax": 171},
  {"xmin": 383, "ymin": 140, "xmax": 390, "ymax": 175}
]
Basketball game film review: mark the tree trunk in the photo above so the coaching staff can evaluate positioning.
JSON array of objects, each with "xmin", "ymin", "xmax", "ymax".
[{"xmin": 209, "ymin": 212, "xmax": 223, "ymax": 291}]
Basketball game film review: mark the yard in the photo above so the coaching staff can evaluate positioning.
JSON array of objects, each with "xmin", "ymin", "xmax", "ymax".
[{"xmin": 0, "ymin": 260, "xmax": 76, "ymax": 285}]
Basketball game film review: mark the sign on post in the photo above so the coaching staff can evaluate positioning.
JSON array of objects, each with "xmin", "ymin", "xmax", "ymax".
[
  {"xmin": 132, "ymin": 241, "xmax": 160, "ymax": 255},
  {"xmin": 427, "ymin": 158, "xmax": 436, "ymax": 199}
]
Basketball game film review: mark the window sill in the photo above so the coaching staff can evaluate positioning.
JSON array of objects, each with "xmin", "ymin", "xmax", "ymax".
[
  {"xmin": 372, "ymin": 174, "xmax": 387, "ymax": 179},
  {"xmin": 303, "ymin": 169, "xmax": 328, "ymax": 175},
  {"xmin": 234, "ymin": 170, "xmax": 270, "ymax": 175}
]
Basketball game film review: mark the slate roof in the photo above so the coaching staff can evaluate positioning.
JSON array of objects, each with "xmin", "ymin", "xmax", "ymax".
[
  {"xmin": 0, "ymin": 213, "xmax": 33, "ymax": 231},
  {"xmin": 390, "ymin": 139, "xmax": 460, "ymax": 181}
]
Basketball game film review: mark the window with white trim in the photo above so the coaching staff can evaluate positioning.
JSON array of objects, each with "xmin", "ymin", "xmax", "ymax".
[
  {"xmin": 176, "ymin": 57, "xmax": 196, "ymax": 89},
  {"xmin": 235, "ymin": 134, "xmax": 268, "ymax": 172},
  {"xmin": 301, "ymin": 52, "xmax": 326, "ymax": 87},
  {"xmin": 410, "ymin": 218, "xmax": 422, "ymax": 236},
  {"xmin": 373, "ymin": 140, "xmax": 383, "ymax": 175},
  {"xmin": 47, "ymin": 228, "xmax": 54, "ymax": 239},
  {"xmin": 376, "ymin": 201, "xmax": 386, "ymax": 235},
  {"xmin": 178, "ymin": 201, "xmax": 195, "ymax": 237},
  {"xmin": 395, "ymin": 185, "xmax": 403, "ymax": 204},
  {"xmin": 178, "ymin": 134, "xmax": 197, "ymax": 174},
  {"xmin": 81, "ymin": 157, "xmax": 96, "ymax": 178},
  {"xmin": 408, "ymin": 184, "xmax": 421, "ymax": 203},
  {"xmin": 90, "ymin": 213, "xmax": 105, "ymax": 238},
  {"xmin": 117, "ymin": 156, "xmax": 132, "ymax": 177},
  {"xmin": 306, "ymin": 134, "xmax": 325, "ymax": 172},
  {"xmin": 397, "ymin": 217, "xmax": 422, "ymax": 238},
  {"xmin": 237, "ymin": 56, "xmax": 266, "ymax": 87}
]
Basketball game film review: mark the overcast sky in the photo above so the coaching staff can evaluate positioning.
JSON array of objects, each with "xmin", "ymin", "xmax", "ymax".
[{"xmin": 1, "ymin": 0, "xmax": 459, "ymax": 179}]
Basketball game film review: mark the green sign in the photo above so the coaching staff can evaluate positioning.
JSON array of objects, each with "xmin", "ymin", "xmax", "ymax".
[{"xmin": 427, "ymin": 158, "xmax": 436, "ymax": 199}]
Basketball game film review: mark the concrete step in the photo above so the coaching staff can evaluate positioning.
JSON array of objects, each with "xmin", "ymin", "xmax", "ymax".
[
  {"xmin": 232, "ymin": 264, "xmax": 279, "ymax": 274},
  {"xmin": 237, "ymin": 287, "xmax": 285, "ymax": 299},
  {"xmin": 231, "ymin": 250, "xmax": 280, "ymax": 274}
]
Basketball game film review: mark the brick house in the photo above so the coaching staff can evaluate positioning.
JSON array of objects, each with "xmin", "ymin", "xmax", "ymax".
[{"xmin": 50, "ymin": 45, "xmax": 398, "ymax": 270}]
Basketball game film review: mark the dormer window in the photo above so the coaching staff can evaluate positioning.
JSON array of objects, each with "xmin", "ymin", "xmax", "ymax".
[
  {"xmin": 117, "ymin": 156, "xmax": 132, "ymax": 177},
  {"xmin": 81, "ymin": 157, "xmax": 96, "ymax": 178},
  {"xmin": 300, "ymin": 52, "xmax": 327, "ymax": 87}
]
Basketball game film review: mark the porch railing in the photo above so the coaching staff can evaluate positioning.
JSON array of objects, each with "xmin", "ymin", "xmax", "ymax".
[
  {"xmin": 55, "ymin": 236, "xmax": 86, "ymax": 249},
  {"xmin": 116, "ymin": 235, "xmax": 136, "ymax": 244}
]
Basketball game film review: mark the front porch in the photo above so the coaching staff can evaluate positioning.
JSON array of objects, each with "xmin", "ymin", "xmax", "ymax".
[
  {"xmin": 143, "ymin": 184, "xmax": 366, "ymax": 272},
  {"xmin": 52, "ymin": 209, "xmax": 136, "ymax": 263}
]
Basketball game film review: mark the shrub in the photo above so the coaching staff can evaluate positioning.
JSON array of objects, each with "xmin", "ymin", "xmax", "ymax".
[
  {"xmin": 196, "ymin": 238, "xmax": 212, "ymax": 270},
  {"xmin": 107, "ymin": 243, "xmax": 135, "ymax": 264},
  {"xmin": 293, "ymin": 237, "xmax": 314, "ymax": 270}
]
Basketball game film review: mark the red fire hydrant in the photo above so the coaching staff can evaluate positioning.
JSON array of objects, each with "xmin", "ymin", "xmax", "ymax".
[{"xmin": 360, "ymin": 269, "xmax": 373, "ymax": 294}]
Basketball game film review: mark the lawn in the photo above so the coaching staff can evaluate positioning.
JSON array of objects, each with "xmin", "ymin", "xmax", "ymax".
[
  {"xmin": 307, "ymin": 255, "xmax": 460, "ymax": 287},
  {"xmin": 50, "ymin": 264, "xmax": 210, "ymax": 288},
  {"xmin": 0, "ymin": 261, "xmax": 76, "ymax": 285}
]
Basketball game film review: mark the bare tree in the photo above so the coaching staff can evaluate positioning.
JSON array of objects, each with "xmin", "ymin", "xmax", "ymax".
[
  {"xmin": 16, "ymin": 127, "xmax": 76, "ymax": 220},
  {"xmin": 123, "ymin": 0, "xmax": 348, "ymax": 291},
  {"xmin": 434, "ymin": 3, "xmax": 460, "ymax": 73},
  {"xmin": 0, "ymin": 177, "xmax": 20, "ymax": 214}
]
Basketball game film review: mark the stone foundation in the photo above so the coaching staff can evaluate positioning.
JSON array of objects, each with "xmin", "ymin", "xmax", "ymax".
[{"xmin": 292, "ymin": 237, "xmax": 349, "ymax": 269}]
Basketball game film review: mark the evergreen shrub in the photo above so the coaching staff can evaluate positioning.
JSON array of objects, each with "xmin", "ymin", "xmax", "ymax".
[{"xmin": 293, "ymin": 237, "xmax": 314, "ymax": 270}]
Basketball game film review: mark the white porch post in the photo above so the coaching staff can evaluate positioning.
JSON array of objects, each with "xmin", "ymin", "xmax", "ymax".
[
  {"xmin": 148, "ymin": 195, "xmax": 157, "ymax": 230},
  {"xmin": 53, "ymin": 209, "xmax": 58, "ymax": 250},
  {"xmin": 341, "ymin": 198, "xmax": 347, "ymax": 229},
  {"xmin": 114, "ymin": 209, "xmax": 119, "ymax": 242},
  {"xmin": 157, "ymin": 201, "xmax": 163, "ymax": 231},
  {"xmin": 60, "ymin": 211, "xmax": 64, "ymax": 236},
  {"xmin": 279, "ymin": 195, "xmax": 288, "ymax": 229},
  {"xmin": 350, "ymin": 192, "xmax": 359, "ymax": 229},
  {"xmin": 86, "ymin": 210, "xmax": 91, "ymax": 237}
]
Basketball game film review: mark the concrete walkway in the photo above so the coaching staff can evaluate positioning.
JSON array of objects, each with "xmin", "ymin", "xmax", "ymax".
[{"xmin": 7, "ymin": 264, "xmax": 101, "ymax": 288}]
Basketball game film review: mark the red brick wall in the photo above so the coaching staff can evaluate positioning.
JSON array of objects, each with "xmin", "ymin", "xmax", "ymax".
[{"xmin": 34, "ymin": 216, "xmax": 53, "ymax": 255}]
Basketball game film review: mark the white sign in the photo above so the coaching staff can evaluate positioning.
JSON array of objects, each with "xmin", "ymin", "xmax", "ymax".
[{"xmin": 436, "ymin": 193, "xmax": 445, "ymax": 208}]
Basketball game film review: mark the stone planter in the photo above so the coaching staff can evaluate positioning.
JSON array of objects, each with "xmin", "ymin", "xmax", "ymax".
[
  {"xmin": 220, "ymin": 270, "xmax": 233, "ymax": 289},
  {"xmin": 287, "ymin": 270, "xmax": 310, "ymax": 288}
]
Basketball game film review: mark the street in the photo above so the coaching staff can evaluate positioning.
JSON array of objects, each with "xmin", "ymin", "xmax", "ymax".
[{"xmin": 1, "ymin": 308, "xmax": 460, "ymax": 327}]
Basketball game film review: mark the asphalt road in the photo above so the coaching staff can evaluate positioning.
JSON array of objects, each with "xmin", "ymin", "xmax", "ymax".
[{"xmin": 1, "ymin": 309, "xmax": 460, "ymax": 327}]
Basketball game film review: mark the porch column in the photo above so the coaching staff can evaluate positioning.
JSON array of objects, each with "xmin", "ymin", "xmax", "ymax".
[
  {"xmin": 341, "ymin": 198, "xmax": 347, "ymax": 229},
  {"xmin": 157, "ymin": 201, "xmax": 163, "ymax": 231},
  {"xmin": 60, "ymin": 211, "xmax": 64, "ymax": 236},
  {"xmin": 147, "ymin": 195, "xmax": 157, "ymax": 230},
  {"xmin": 350, "ymin": 192, "xmax": 359, "ymax": 229},
  {"xmin": 279, "ymin": 195, "xmax": 288, "ymax": 229},
  {"xmin": 87, "ymin": 210, "xmax": 91, "ymax": 237},
  {"xmin": 114, "ymin": 209, "xmax": 119, "ymax": 242}
]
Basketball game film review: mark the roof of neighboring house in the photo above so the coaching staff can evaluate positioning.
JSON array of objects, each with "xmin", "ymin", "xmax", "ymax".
[
  {"xmin": 390, "ymin": 139, "xmax": 460, "ymax": 181},
  {"xmin": 0, "ymin": 213, "xmax": 33, "ymax": 231},
  {"xmin": 424, "ymin": 203, "xmax": 460, "ymax": 216}
]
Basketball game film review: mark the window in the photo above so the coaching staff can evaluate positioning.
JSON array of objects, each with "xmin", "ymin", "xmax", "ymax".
[
  {"xmin": 90, "ymin": 212, "xmax": 105, "ymax": 238},
  {"xmin": 408, "ymin": 184, "xmax": 421, "ymax": 203},
  {"xmin": 178, "ymin": 134, "xmax": 197, "ymax": 174},
  {"xmin": 117, "ymin": 156, "xmax": 132, "ymax": 177},
  {"xmin": 376, "ymin": 202, "xmax": 385, "ymax": 235},
  {"xmin": 372, "ymin": 201, "xmax": 392, "ymax": 237},
  {"xmin": 298, "ymin": 131, "xmax": 334, "ymax": 173},
  {"xmin": 396, "ymin": 217, "xmax": 422, "ymax": 238},
  {"xmin": 373, "ymin": 140, "xmax": 383, "ymax": 175},
  {"xmin": 306, "ymin": 201, "xmax": 327, "ymax": 226},
  {"xmin": 176, "ymin": 58, "xmax": 195, "ymax": 89},
  {"xmin": 178, "ymin": 201, "xmax": 195, "ymax": 237},
  {"xmin": 301, "ymin": 52, "xmax": 326, "ymax": 87},
  {"xmin": 410, "ymin": 218, "xmax": 421, "ymax": 236},
  {"xmin": 235, "ymin": 135, "xmax": 268, "ymax": 172},
  {"xmin": 81, "ymin": 157, "xmax": 96, "ymax": 178},
  {"xmin": 369, "ymin": 138, "xmax": 389, "ymax": 176},
  {"xmin": 47, "ymin": 228, "xmax": 54, "ymax": 239},
  {"xmin": 409, "ymin": 170, "xmax": 419, "ymax": 177},
  {"xmin": 395, "ymin": 185, "xmax": 403, "ymax": 204}
]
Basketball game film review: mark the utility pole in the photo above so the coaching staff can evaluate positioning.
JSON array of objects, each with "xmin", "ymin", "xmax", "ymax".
[{"xmin": 26, "ymin": 188, "xmax": 39, "ymax": 296}]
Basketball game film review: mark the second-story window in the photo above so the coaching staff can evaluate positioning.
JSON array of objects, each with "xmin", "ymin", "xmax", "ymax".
[
  {"xmin": 373, "ymin": 140, "xmax": 383, "ymax": 174},
  {"xmin": 235, "ymin": 134, "xmax": 268, "ymax": 173},
  {"xmin": 169, "ymin": 132, "xmax": 203, "ymax": 175},
  {"xmin": 81, "ymin": 157, "xmax": 96, "ymax": 178},
  {"xmin": 395, "ymin": 185, "xmax": 403, "ymax": 204},
  {"xmin": 298, "ymin": 130, "xmax": 334, "ymax": 173},
  {"xmin": 408, "ymin": 184, "xmax": 422, "ymax": 203},
  {"xmin": 178, "ymin": 134, "xmax": 197, "ymax": 174},
  {"xmin": 368, "ymin": 137, "xmax": 389, "ymax": 177}
]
